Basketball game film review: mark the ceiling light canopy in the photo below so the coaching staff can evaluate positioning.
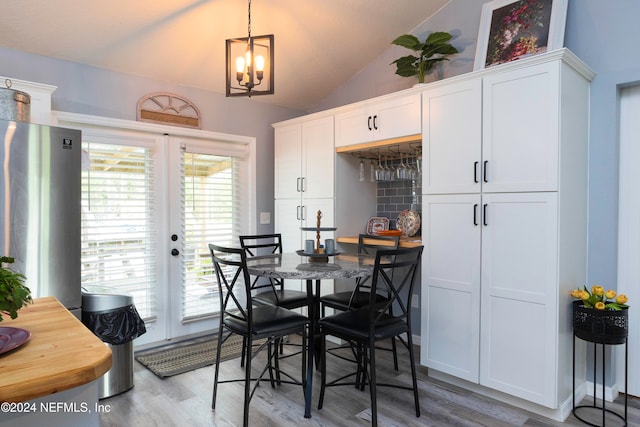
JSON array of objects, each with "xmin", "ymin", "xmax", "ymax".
[{"xmin": 225, "ymin": 0, "xmax": 274, "ymax": 97}]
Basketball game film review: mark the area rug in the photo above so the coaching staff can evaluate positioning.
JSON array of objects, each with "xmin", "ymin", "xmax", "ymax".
[{"xmin": 135, "ymin": 334, "xmax": 244, "ymax": 378}]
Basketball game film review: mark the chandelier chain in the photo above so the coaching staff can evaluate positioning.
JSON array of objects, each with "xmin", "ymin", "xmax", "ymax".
[{"xmin": 247, "ymin": 0, "xmax": 252, "ymax": 37}]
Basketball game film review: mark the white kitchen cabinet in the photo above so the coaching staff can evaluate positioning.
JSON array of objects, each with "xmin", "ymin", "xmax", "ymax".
[
  {"xmin": 479, "ymin": 192, "xmax": 558, "ymax": 407},
  {"xmin": 422, "ymin": 61, "xmax": 562, "ymax": 195},
  {"xmin": 482, "ymin": 63, "xmax": 560, "ymax": 193},
  {"xmin": 421, "ymin": 50, "xmax": 593, "ymax": 416},
  {"xmin": 273, "ymin": 114, "xmax": 335, "ymax": 259},
  {"xmin": 421, "ymin": 194, "xmax": 481, "ymax": 383},
  {"xmin": 274, "ymin": 116, "xmax": 334, "ymax": 200},
  {"xmin": 422, "ymin": 78, "xmax": 482, "ymax": 194},
  {"xmin": 334, "ymin": 93, "xmax": 421, "ymax": 147}
]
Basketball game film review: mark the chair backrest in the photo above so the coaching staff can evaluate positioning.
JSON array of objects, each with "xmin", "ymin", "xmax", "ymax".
[
  {"xmin": 357, "ymin": 233, "xmax": 401, "ymax": 255},
  {"xmin": 239, "ymin": 234, "xmax": 285, "ymax": 295},
  {"xmin": 208, "ymin": 243, "xmax": 253, "ymax": 327},
  {"xmin": 239, "ymin": 234, "xmax": 283, "ymax": 257},
  {"xmin": 355, "ymin": 234, "xmax": 401, "ymax": 293},
  {"xmin": 368, "ymin": 246, "xmax": 423, "ymax": 329}
]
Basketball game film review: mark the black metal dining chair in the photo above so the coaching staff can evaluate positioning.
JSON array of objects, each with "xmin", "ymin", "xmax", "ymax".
[
  {"xmin": 317, "ymin": 245, "xmax": 423, "ymax": 427},
  {"xmin": 319, "ymin": 233, "xmax": 402, "ymax": 370},
  {"xmin": 208, "ymin": 243, "xmax": 309, "ymax": 427},
  {"xmin": 239, "ymin": 234, "xmax": 309, "ymax": 366}
]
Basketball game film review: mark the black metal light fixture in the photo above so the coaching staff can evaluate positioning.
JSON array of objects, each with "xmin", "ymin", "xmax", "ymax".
[{"xmin": 225, "ymin": 0, "xmax": 274, "ymax": 97}]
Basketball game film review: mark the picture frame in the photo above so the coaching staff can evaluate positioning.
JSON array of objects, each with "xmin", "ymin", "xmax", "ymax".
[{"xmin": 473, "ymin": 0, "xmax": 568, "ymax": 70}]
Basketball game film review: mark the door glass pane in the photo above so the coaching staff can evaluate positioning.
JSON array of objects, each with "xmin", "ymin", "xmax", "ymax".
[
  {"xmin": 181, "ymin": 151, "xmax": 240, "ymax": 322},
  {"xmin": 81, "ymin": 142, "xmax": 158, "ymax": 320}
]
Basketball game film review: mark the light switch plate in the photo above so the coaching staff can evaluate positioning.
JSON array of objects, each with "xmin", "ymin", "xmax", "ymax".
[{"xmin": 260, "ymin": 212, "xmax": 271, "ymax": 224}]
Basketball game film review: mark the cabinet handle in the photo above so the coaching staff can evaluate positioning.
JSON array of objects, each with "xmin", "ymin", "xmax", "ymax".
[
  {"xmin": 301, "ymin": 205, "xmax": 306, "ymax": 221},
  {"xmin": 483, "ymin": 160, "xmax": 489, "ymax": 183},
  {"xmin": 296, "ymin": 177, "xmax": 301, "ymax": 192},
  {"xmin": 483, "ymin": 203, "xmax": 488, "ymax": 226},
  {"xmin": 368, "ymin": 116, "xmax": 372, "ymax": 131},
  {"xmin": 474, "ymin": 161, "xmax": 479, "ymax": 183},
  {"xmin": 373, "ymin": 115, "xmax": 378, "ymax": 130},
  {"xmin": 473, "ymin": 204, "xmax": 478, "ymax": 226},
  {"xmin": 300, "ymin": 177, "xmax": 305, "ymax": 192},
  {"xmin": 296, "ymin": 205, "xmax": 301, "ymax": 220}
]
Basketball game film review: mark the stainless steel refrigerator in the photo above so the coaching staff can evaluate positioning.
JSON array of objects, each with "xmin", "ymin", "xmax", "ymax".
[{"xmin": 0, "ymin": 118, "xmax": 82, "ymax": 316}]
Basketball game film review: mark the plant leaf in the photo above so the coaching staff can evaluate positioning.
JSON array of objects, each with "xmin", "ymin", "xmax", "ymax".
[
  {"xmin": 425, "ymin": 31, "xmax": 454, "ymax": 45},
  {"xmin": 391, "ymin": 34, "xmax": 421, "ymax": 50}
]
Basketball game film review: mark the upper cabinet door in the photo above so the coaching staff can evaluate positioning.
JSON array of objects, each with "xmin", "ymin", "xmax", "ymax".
[
  {"xmin": 302, "ymin": 116, "xmax": 335, "ymax": 199},
  {"xmin": 274, "ymin": 124, "xmax": 303, "ymax": 199},
  {"xmin": 422, "ymin": 78, "xmax": 482, "ymax": 194},
  {"xmin": 374, "ymin": 93, "xmax": 422, "ymax": 141},
  {"xmin": 482, "ymin": 63, "xmax": 560, "ymax": 193},
  {"xmin": 334, "ymin": 93, "xmax": 421, "ymax": 148},
  {"xmin": 334, "ymin": 107, "xmax": 372, "ymax": 147}
]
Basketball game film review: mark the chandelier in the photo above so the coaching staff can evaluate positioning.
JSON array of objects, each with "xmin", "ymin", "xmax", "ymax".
[{"xmin": 225, "ymin": 0, "xmax": 274, "ymax": 97}]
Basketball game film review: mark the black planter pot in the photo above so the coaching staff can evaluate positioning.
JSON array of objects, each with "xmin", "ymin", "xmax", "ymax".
[{"xmin": 572, "ymin": 300, "xmax": 629, "ymax": 344}]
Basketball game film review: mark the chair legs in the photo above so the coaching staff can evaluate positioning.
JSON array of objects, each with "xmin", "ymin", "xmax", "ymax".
[{"xmin": 318, "ymin": 334, "xmax": 420, "ymax": 427}]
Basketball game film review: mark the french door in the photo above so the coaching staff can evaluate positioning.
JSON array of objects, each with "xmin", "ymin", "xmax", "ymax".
[{"xmin": 66, "ymin": 114, "xmax": 255, "ymax": 346}]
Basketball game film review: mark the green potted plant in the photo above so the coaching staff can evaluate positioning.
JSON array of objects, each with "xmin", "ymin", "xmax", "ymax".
[
  {"xmin": 0, "ymin": 256, "xmax": 32, "ymax": 322},
  {"xmin": 391, "ymin": 32, "xmax": 459, "ymax": 84}
]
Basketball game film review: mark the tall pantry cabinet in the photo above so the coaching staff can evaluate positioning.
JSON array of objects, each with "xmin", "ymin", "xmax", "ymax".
[
  {"xmin": 273, "ymin": 115, "xmax": 335, "ymax": 253},
  {"xmin": 421, "ymin": 50, "xmax": 594, "ymax": 414}
]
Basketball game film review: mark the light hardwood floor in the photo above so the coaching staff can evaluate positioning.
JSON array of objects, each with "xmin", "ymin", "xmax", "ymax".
[{"xmin": 100, "ymin": 337, "xmax": 639, "ymax": 427}]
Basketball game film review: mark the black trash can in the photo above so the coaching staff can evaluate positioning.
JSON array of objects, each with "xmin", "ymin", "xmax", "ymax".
[{"xmin": 81, "ymin": 286, "xmax": 146, "ymax": 399}]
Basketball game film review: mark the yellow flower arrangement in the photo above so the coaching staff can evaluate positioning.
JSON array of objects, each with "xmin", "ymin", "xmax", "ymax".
[{"xmin": 571, "ymin": 285, "xmax": 629, "ymax": 311}]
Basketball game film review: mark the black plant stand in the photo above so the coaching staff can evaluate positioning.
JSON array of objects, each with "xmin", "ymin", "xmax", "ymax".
[{"xmin": 572, "ymin": 301, "xmax": 628, "ymax": 426}]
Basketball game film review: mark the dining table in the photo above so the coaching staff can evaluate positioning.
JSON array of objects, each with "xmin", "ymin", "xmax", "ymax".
[{"xmin": 245, "ymin": 252, "xmax": 375, "ymax": 418}]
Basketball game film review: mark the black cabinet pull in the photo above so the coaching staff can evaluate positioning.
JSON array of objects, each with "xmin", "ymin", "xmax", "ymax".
[
  {"xmin": 171, "ymin": 248, "xmax": 180, "ymax": 256},
  {"xmin": 483, "ymin": 203, "xmax": 488, "ymax": 226},
  {"xmin": 474, "ymin": 161, "xmax": 479, "ymax": 183},
  {"xmin": 368, "ymin": 116, "xmax": 372, "ymax": 131},
  {"xmin": 373, "ymin": 115, "xmax": 378, "ymax": 130},
  {"xmin": 483, "ymin": 160, "xmax": 489, "ymax": 183},
  {"xmin": 473, "ymin": 204, "xmax": 478, "ymax": 226}
]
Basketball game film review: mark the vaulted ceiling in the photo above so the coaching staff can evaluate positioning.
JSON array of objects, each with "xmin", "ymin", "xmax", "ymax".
[{"xmin": 0, "ymin": 0, "xmax": 449, "ymax": 111}]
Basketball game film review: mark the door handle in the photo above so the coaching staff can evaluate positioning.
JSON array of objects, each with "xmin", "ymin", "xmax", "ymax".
[
  {"xmin": 171, "ymin": 248, "xmax": 180, "ymax": 256},
  {"xmin": 483, "ymin": 160, "xmax": 489, "ymax": 183},
  {"xmin": 473, "ymin": 204, "xmax": 478, "ymax": 226},
  {"xmin": 483, "ymin": 203, "xmax": 488, "ymax": 226}
]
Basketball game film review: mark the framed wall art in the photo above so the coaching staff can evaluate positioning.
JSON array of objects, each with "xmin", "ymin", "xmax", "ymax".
[{"xmin": 473, "ymin": 0, "xmax": 568, "ymax": 70}]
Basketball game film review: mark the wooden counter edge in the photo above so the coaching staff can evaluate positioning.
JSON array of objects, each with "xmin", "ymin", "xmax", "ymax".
[
  {"xmin": 336, "ymin": 236, "xmax": 423, "ymax": 248},
  {"xmin": 0, "ymin": 297, "xmax": 113, "ymax": 402}
]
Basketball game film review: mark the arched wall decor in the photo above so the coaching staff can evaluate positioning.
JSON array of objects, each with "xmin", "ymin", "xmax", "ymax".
[{"xmin": 136, "ymin": 92, "xmax": 201, "ymax": 128}]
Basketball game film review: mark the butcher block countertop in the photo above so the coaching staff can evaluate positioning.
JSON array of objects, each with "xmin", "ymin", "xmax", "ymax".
[
  {"xmin": 0, "ymin": 297, "xmax": 112, "ymax": 402},
  {"xmin": 336, "ymin": 235, "xmax": 423, "ymax": 248}
]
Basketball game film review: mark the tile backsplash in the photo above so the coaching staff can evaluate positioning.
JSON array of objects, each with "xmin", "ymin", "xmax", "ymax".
[{"xmin": 376, "ymin": 178, "xmax": 421, "ymax": 232}]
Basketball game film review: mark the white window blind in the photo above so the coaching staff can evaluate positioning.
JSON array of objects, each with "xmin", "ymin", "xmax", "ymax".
[
  {"xmin": 81, "ymin": 142, "xmax": 158, "ymax": 320},
  {"xmin": 180, "ymin": 149, "xmax": 244, "ymax": 322}
]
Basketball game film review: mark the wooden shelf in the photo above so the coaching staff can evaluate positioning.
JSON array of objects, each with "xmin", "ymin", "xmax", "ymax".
[
  {"xmin": 337, "ymin": 235, "xmax": 422, "ymax": 248},
  {"xmin": 335, "ymin": 134, "xmax": 421, "ymax": 160}
]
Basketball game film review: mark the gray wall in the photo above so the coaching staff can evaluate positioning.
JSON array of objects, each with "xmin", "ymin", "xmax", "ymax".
[
  {"xmin": 316, "ymin": 0, "xmax": 640, "ymax": 299},
  {"xmin": 0, "ymin": 46, "xmax": 305, "ymax": 235}
]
